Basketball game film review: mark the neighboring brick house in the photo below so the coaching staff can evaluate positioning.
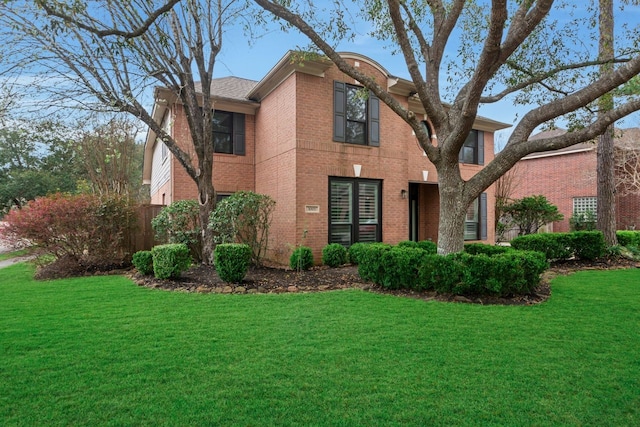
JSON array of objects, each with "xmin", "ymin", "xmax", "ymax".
[
  {"xmin": 510, "ymin": 128, "xmax": 640, "ymax": 233},
  {"xmin": 143, "ymin": 51, "xmax": 509, "ymax": 263}
]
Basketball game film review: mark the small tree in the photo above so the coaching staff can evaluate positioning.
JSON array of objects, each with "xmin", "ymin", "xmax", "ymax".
[
  {"xmin": 503, "ymin": 195, "xmax": 564, "ymax": 236},
  {"xmin": 151, "ymin": 200, "xmax": 202, "ymax": 263},
  {"xmin": 209, "ymin": 191, "xmax": 276, "ymax": 266}
]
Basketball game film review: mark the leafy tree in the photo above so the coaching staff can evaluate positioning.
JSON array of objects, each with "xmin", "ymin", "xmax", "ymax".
[
  {"xmin": 0, "ymin": 121, "xmax": 83, "ymax": 213},
  {"xmin": 209, "ymin": 191, "xmax": 276, "ymax": 266},
  {"xmin": 76, "ymin": 116, "xmax": 147, "ymax": 202},
  {"xmin": 0, "ymin": 0, "xmax": 250, "ymax": 264},
  {"xmin": 502, "ymin": 195, "xmax": 564, "ymax": 236},
  {"xmin": 253, "ymin": 0, "xmax": 640, "ymax": 253}
]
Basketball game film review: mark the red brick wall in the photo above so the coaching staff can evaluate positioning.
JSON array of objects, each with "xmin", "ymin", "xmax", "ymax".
[
  {"xmin": 254, "ymin": 75, "xmax": 298, "ymax": 264},
  {"xmin": 169, "ymin": 104, "xmax": 256, "ymax": 203},
  {"xmin": 512, "ymin": 149, "xmax": 597, "ymax": 232}
]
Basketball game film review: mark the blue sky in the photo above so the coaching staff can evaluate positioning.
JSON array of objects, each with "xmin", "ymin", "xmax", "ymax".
[{"xmin": 213, "ymin": 3, "xmax": 640, "ymax": 148}]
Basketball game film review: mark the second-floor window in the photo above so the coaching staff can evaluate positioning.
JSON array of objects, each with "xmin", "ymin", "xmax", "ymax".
[
  {"xmin": 213, "ymin": 110, "xmax": 245, "ymax": 155},
  {"xmin": 334, "ymin": 81, "xmax": 380, "ymax": 146},
  {"xmin": 459, "ymin": 130, "xmax": 484, "ymax": 165}
]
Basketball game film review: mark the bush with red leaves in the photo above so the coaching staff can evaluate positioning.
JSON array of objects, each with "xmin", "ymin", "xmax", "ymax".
[{"xmin": 2, "ymin": 193, "xmax": 137, "ymax": 268}]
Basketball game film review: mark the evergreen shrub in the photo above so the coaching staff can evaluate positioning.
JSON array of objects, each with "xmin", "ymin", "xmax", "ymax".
[
  {"xmin": 357, "ymin": 243, "xmax": 392, "ymax": 284},
  {"xmin": 152, "ymin": 243, "xmax": 192, "ymax": 279},
  {"xmin": 417, "ymin": 254, "xmax": 465, "ymax": 292},
  {"xmin": 322, "ymin": 243, "xmax": 348, "ymax": 267},
  {"xmin": 215, "ymin": 243, "xmax": 251, "ymax": 283},
  {"xmin": 572, "ymin": 231, "xmax": 606, "ymax": 261},
  {"xmin": 464, "ymin": 243, "xmax": 511, "ymax": 256},
  {"xmin": 511, "ymin": 233, "xmax": 573, "ymax": 261},
  {"xmin": 347, "ymin": 242, "xmax": 369, "ymax": 265},
  {"xmin": 290, "ymin": 246, "xmax": 314, "ymax": 271},
  {"xmin": 380, "ymin": 246, "xmax": 429, "ymax": 289},
  {"xmin": 616, "ymin": 230, "xmax": 640, "ymax": 247},
  {"xmin": 132, "ymin": 250, "xmax": 154, "ymax": 275}
]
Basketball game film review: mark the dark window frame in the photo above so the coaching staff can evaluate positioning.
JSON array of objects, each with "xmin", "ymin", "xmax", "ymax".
[
  {"xmin": 459, "ymin": 130, "xmax": 484, "ymax": 165},
  {"xmin": 464, "ymin": 193, "xmax": 488, "ymax": 241},
  {"xmin": 328, "ymin": 177, "xmax": 383, "ymax": 247},
  {"xmin": 334, "ymin": 81, "xmax": 380, "ymax": 146},
  {"xmin": 212, "ymin": 110, "xmax": 245, "ymax": 156}
]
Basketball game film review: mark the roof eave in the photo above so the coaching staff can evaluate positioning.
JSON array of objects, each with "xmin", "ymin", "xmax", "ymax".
[{"xmin": 247, "ymin": 51, "xmax": 333, "ymax": 101}]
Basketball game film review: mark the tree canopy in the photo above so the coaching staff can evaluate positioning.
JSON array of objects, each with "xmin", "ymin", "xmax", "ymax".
[
  {"xmin": 0, "ymin": 0, "xmax": 252, "ymax": 263},
  {"xmin": 252, "ymin": 0, "xmax": 640, "ymax": 252}
]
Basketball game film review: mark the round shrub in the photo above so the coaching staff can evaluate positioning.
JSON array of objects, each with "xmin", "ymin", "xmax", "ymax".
[
  {"xmin": 132, "ymin": 250, "xmax": 154, "ymax": 275},
  {"xmin": 151, "ymin": 243, "xmax": 192, "ymax": 279},
  {"xmin": 215, "ymin": 243, "xmax": 251, "ymax": 283},
  {"xmin": 347, "ymin": 242, "xmax": 370, "ymax": 265},
  {"xmin": 290, "ymin": 246, "xmax": 314, "ymax": 271},
  {"xmin": 322, "ymin": 243, "xmax": 348, "ymax": 267},
  {"xmin": 356, "ymin": 243, "xmax": 392, "ymax": 284}
]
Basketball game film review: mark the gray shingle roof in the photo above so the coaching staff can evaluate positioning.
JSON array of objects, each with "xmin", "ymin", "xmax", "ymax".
[
  {"xmin": 523, "ymin": 127, "xmax": 640, "ymax": 159},
  {"xmin": 195, "ymin": 77, "xmax": 258, "ymax": 101}
]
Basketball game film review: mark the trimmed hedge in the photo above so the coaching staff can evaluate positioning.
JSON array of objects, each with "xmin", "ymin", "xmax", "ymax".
[
  {"xmin": 357, "ymin": 243, "xmax": 392, "ymax": 284},
  {"xmin": 356, "ymin": 243, "xmax": 548, "ymax": 296},
  {"xmin": 510, "ymin": 233, "xmax": 573, "ymax": 260},
  {"xmin": 418, "ymin": 254, "xmax": 465, "ymax": 293},
  {"xmin": 132, "ymin": 250, "xmax": 154, "ymax": 275},
  {"xmin": 380, "ymin": 246, "xmax": 430, "ymax": 289},
  {"xmin": 215, "ymin": 243, "xmax": 251, "ymax": 283},
  {"xmin": 347, "ymin": 242, "xmax": 369, "ymax": 265},
  {"xmin": 511, "ymin": 231, "xmax": 607, "ymax": 261},
  {"xmin": 572, "ymin": 231, "xmax": 606, "ymax": 261},
  {"xmin": 617, "ymin": 230, "xmax": 640, "ymax": 247},
  {"xmin": 464, "ymin": 243, "xmax": 512, "ymax": 256},
  {"xmin": 398, "ymin": 240, "xmax": 438, "ymax": 254},
  {"xmin": 322, "ymin": 243, "xmax": 348, "ymax": 267},
  {"xmin": 290, "ymin": 246, "xmax": 314, "ymax": 271},
  {"xmin": 151, "ymin": 244, "xmax": 192, "ymax": 279}
]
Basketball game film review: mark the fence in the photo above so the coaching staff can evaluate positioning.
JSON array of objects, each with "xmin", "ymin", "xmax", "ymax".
[{"xmin": 126, "ymin": 204, "xmax": 165, "ymax": 255}]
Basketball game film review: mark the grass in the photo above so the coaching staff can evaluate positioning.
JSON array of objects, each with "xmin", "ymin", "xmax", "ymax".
[{"xmin": 1, "ymin": 263, "xmax": 639, "ymax": 426}]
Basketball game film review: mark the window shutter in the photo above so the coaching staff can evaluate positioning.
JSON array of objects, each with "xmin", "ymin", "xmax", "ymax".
[
  {"xmin": 477, "ymin": 131, "xmax": 484, "ymax": 165},
  {"xmin": 368, "ymin": 92, "xmax": 380, "ymax": 147},
  {"xmin": 334, "ymin": 81, "xmax": 346, "ymax": 142},
  {"xmin": 480, "ymin": 192, "xmax": 487, "ymax": 240},
  {"xmin": 233, "ymin": 113, "xmax": 245, "ymax": 155}
]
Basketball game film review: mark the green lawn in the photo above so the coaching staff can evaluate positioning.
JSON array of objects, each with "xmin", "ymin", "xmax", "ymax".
[{"xmin": 1, "ymin": 263, "xmax": 639, "ymax": 426}]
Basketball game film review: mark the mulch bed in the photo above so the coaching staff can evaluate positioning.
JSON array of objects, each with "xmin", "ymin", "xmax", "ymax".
[{"xmin": 129, "ymin": 257, "xmax": 640, "ymax": 306}]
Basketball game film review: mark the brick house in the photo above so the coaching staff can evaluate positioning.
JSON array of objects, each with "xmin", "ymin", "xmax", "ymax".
[
  {"xmin": 143, "ymin": 51, "xmax": 509, "ymax": 263},
  {"xmin": 510, "ymin": 128, "xmax": 640, "ymax": 233}
]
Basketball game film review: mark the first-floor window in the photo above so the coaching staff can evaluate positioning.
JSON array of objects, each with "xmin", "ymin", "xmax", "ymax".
[
  {"xmin": 464, "ymin": 193, "xmax": 488, "ymax": 241},
  {"xmin": 329, "ymin": 178, "xmax": 382, "ymax": 246}
]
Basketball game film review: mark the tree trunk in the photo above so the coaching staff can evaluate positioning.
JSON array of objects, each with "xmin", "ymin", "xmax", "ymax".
[
  {"xmin": 597, "ymin": 0, "xmax": 617, "ymax": 246},
  {"xmin": 197, "ymin": 174, "xmax": 216, "ymax": 265},
  {"xmin": 597, "ymin": 126, "xmax": 617, "ymax": 245},
  {"xmin": 437, "ymin": 165, "xmax": 467, "ymax": 254}
]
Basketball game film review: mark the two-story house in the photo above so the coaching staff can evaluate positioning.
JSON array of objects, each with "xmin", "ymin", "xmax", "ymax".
[{"xmin": 143, "ymin": 51, "xmax": 509, "ymax": 263}]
